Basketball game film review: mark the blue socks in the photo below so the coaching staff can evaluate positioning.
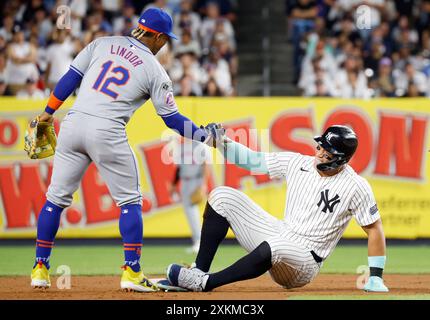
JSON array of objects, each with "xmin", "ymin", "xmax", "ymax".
[
  {"xmin": 34, "ymin": 201, "xmax": 143, "ymax": 273},
  {"xmin": 119, "ymin": 204, "xmax": 143, "ymax": 272},
  {"xmin": 34, "ymin": 200, "xmax": 64, "ymax": 269}
]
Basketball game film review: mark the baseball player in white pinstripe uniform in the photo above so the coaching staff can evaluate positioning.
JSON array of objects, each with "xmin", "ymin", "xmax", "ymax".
[{"xmin": 162, "ymin": 125, "xmax": 389, "ymax": 293}]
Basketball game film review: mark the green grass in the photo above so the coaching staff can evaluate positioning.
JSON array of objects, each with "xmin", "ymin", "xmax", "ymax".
[
  {"xmin": 0, "ymin": 245, "xmax": 429, "ymax": 276},
  {"xmin": 320, "ymin": 246, "xmax": 430, "ymax": 274}
]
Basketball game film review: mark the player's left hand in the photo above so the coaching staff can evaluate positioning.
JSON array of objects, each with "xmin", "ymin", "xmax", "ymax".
[
  {"xmin": 24, "ymin": 115, "xmax": 57, "ymax": 159},
  {"xmin": 38, "ymin": 111, "xmax": 54, "ymax": 123},
  {"xmin": 363, "ymin": 276, "xmax": 389, "ymax": 292},
  {"xmin": 201, "ymin": 123, "xmax": 225, "ymax": 148}
]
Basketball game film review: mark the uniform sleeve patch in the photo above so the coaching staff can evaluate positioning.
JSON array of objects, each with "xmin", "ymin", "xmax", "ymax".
[
  {"xmin": 165, "ymin": 92, "xmax": 176, "ymax": 107},
  {"xmin": 369, "ymin": 204, "xmax": 378, "ymax": 215},
  {"xmin": 162, "ymin": 82, "xmax": 172, "ymax": 91}
]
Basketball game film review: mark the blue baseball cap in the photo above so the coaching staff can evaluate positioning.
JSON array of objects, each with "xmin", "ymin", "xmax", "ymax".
[{"xmin": 138, "ymin": 8, "xmax": 178, "ymax": 40}]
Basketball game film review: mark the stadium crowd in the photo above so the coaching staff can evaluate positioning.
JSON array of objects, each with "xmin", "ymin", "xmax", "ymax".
[
  {"xmin": 288, "ymin": 0, "xmax": 430, "ymax": 98},
  {"xmin": 0, "ymin": 0, "xmax": 238, "ymax": 98}
]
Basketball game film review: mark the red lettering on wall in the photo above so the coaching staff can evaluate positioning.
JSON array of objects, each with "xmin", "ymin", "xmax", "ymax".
[
  {"xmin": 375, "ymin": 114, "xmax": 427, "ymax": 178},
  {"xmin": 270, "ymin": 111, "xmax": 314, "ymax": 155},
  {"xmin": 141, "ymin": 142, "xmax": 177, "ymax": 208},
  {"xmin": 0, "ymin": 119, "xmax": 19, "ymax": 147},
  {"xmin": 81, "ymin": 164, "xmax": 119, "ymax": 224},
  {"xmin": 140, "ymin": 140, "xmax": 217, "ymax": 209},
  {"xmin": 323, "ymin": 109, "xmax": 373, "ymax": 174},
  {"xmin": 0, "ymin": 163, "xmax": 48, "ymax": 228},
  {"xmin": 224, "ymin": 121, "xmax": 271, "ymax": 189}
]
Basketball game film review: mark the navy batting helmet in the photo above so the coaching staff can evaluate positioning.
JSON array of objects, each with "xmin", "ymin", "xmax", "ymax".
[{"xmin": 314, "ymin": 125, "xmax": 358, "ymax": 171}]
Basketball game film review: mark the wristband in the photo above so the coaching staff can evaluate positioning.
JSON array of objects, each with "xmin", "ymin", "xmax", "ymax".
[{"xmin": 45, "ymin": 106, "xmax": 56, "ymax": 115}]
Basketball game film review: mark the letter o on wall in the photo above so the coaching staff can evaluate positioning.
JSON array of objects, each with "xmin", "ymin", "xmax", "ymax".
[{"xmin": 0, "ymin": 120, "xmax": 19, "ymax": 147}]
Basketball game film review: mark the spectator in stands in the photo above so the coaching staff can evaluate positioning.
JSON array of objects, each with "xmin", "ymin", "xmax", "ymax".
[
  {"xmin": 173, "ymin": 0, "xmax": 202, "ymax": 40},
  {"xmin": 195, "ymin": 0, "xmax": 237, "ymax": 22},
  {"xmin": 299, "ymin": 56, "xmax": 337, "ymax": 96},
  {"xmin": 335, "ymin": 54, "xmax": 371, "ymax": 98},
  {"xmin": 0, "ymin": 34, "xmax": 7, "ymax": 53},
  {"xmin": 175, "ymin": 74, "xmax": 203, "ymax": 96},
  {"xmin": 170, "ymin": 51, "xmax": 208, "ymax": 91},
  {"xmin": 22, "ymin": 0, "xmax": 46, "ymax": 26},
  {"xmin": 32, "ymin": 8, "xmax": 54, "ymax": 47},
  {"xmin": 301, "ymin": 39, "xmax": 338, "ymax": 81},
  {"xmin": 16, "ymin": 77, "xmax": 46, "ymax": 99},
  {"xmin": 370, "ymin": 57, "xmax": 396, "ymax": 97},
  {"xmin": 211, "ymin": 16, "xmax": 236, "ymax": 52},
  {"xmin": 287, "ymin": 0, "xmax": 318, "ymax": 81},
  {"xmin": 392, "ymin": 15, "xmax": 419, "ymax": 49},
  {"xmin": 173, "ymin": 29, "xmax": 201, "ymax": 58},
  {"xmin": 0, "ymin": 15, "xmax": 15, "ymax": 42},
  {"xmin": 394, "ymin": 61, "xmax": 427, "ymax": 96},
  {"xmin": 45, "ymin": 29, "xmax": 80, "ymax": 91},
  {"xmin": 200, "ymin": 1, "xmax": 235, "ymax": 55},
  {"xmin": 112, "ymin": 3, "xmax": 139, "ymax": 35},
  {"xmin": 404, "ymin": 82, "xmax": 424, "ymax": 97},
  {"xmin": 0, "ymin": 0, "xmax": 238, "ymax": 97},
  {"xmin": 202, "ymin": 47, "xmax": 233, "ymax": 95},
  {"xmin": 212, "ymin": 33, "xmax": 238, "ymax": 82},
  {"xmin": 364, "ymin": 41, "xmax": 385, "ymax": 75},
  {"xmin": 6, "ymin": 27, "xmax": 39, "ymax": 95},
  {"xmin": 82, "ymin": 11, "xmax": 112, "ymax": 45},
  {"xmin": 100, "ymin": 0, "xmax": 122, "ymax": 22},
  {"xmin": 143, "ymin": 0, "xmax": 173, "ymax": 17},
  {"xmin": 203, "ymin": 77, "xmax": 222, "ymax": 96},
  {"xmin": 0, "ymin": 52, "xmax": 7, "ymax": 96}
]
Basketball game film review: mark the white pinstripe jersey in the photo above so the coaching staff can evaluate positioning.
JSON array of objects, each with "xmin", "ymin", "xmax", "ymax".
[
  {"xmin": 69, "ymin": 36, "xmax": 178, "ymax": 125},
  {"xmin": 265, "ymin": 152, "xmax": 380, "ymax": 259}
]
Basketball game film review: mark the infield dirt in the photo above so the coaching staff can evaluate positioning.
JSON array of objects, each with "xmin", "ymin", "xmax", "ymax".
[{"xmin": 1, "ymin": 274, "xmax": 429, "ymax": 299}]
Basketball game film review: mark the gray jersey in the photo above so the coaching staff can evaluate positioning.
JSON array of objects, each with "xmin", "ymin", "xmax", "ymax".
[
  {"xmin": 70, "ymin": 36, "xmax": 178, "ymax": 124},
  {"xmin": 265, "ymin": 152, "xmax": 381, "ymax": 259}
]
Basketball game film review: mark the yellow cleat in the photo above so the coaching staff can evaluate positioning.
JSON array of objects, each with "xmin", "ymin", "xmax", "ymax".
[
  {"xmin": 120, "ymin": 266, "xmax": 159, "ymax": 292},
  {"xmin": 31, "ymin": 261, "xmax": 51, "ymax": 289}
]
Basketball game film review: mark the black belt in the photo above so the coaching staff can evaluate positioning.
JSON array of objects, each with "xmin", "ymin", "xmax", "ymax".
[{"xmin": 310, "ymin": 250, "xmax": 323, "ymax": 263}]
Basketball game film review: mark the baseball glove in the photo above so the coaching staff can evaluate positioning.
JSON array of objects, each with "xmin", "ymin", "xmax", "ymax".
[
  {"xmin": 24, "ymin": 116, "xmax": 57, "ymax": 159},
  {"xmin": 190, "ymin": 185, "xmax": 206, "ymax": 205}
]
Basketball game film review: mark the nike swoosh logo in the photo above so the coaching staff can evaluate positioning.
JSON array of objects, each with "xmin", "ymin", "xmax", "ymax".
[{"xmin": 300, "ymin": 168, "xmax": 309, "ymax": 172}]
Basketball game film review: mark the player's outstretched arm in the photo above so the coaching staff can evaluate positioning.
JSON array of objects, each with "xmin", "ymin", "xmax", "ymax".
[
  {"xmin": 221, "ymin": 137, "xmax": 269, "ymax": 174},
  {"xmin": 161, "ymin": 112, "xmax": 209, "ymax": 143},
  {"xmin": 361, "ymin": 219, "xmax": 389, "ymax": 292}
]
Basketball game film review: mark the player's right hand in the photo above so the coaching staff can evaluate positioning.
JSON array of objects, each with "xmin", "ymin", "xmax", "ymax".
[{"xmin": 363, "ymin": 276, "xmax": 389, "ymax": 293}]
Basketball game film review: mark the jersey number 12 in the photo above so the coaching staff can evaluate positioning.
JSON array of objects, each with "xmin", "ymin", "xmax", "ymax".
[{"xmin": 93, "ymin": 60, "xmax": 130, "ymax": 99}]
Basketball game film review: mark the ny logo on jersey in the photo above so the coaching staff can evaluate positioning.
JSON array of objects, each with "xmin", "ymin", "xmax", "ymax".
[{"xmin": 317, "ymin": 189, "xmax": 341, "ymax": 213}]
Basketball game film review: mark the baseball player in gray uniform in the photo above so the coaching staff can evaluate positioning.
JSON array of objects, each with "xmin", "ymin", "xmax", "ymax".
[
  {"xmin": 30, "ymin": 8, "xmax": 213, "ymax": 292},
  {"xmin": 170, "ymin": 138, "xmax": 211, "ymax": 253},
  {"xmin": 163, "ymin": 125, "xmax": 389, "ymax": 293}
]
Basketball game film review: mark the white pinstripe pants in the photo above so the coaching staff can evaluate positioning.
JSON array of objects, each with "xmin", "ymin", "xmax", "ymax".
[{"xmin": 208, "ymin": 186, "xmax": 321, "ymax": 289}]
